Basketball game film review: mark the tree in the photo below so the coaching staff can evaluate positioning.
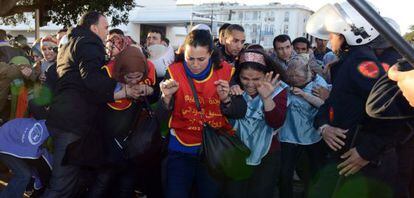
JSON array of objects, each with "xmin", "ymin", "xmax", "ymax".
[
  {"xmin": 403, "ymin": 24, "xmax": 414, "ymax": 43},
  {"xmin": 0, "ymin": 0, "xmax": 21, "ymax": 16},
  {"xmin": 0, "ymin": 0, "xmax": 29, "ymax": 25},
  {"xmin": 0, "ymin": 0, "xmax": 135, "ymax": 27}
]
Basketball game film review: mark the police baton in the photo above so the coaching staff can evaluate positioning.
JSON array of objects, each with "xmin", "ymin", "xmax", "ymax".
[{"xmin": 347, "ymin": 0, "xmax": 414, "ymax": 68}]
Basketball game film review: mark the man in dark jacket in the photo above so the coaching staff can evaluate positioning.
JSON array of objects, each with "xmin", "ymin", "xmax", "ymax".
[
  {"xmin": 219, "ymin": 24, "xmax": 245, "ymax": 66},
  {"xmin": 42, "ymin": 11, "xmax": 140, "ymax": 198}
]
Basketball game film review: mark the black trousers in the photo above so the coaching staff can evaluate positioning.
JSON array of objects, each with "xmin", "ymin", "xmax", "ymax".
[
  {"xmin": 308, "ymin": 149, "xmax": 398, "ymax": 198},
  {"xmin": 222, "ymin": 150, "xmax": 281, "ymax": 198},
  {"xmin": 41, "ymin": 129, "xmax": 81, "ymax": 198},
  {"xmin": 396, "ymin": 137, "xmax": 414, "ymax": 198},
  {"xmin": 279, "ymin": 141, "xmax": 326, "ymax": 198},
  {"xmin": 88, "ymin": 161, "xmax": 138, "ymax": 198},
  {"xmin": 88, "ymin": 158, "xmax": 163, "ymax": 198}
]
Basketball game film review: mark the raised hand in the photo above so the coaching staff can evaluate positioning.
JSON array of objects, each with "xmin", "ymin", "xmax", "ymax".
[
  {"xmin": 230, "ymin": 84, "xmax": 244, "ymax": 96},
  {"xmin": 214, "ymin": 79, "xmax": 230, "ymax": 102},
  {"xmin": 160, "ymin": 79, "xmax": 179, "ymax": 99},
  {"xmin": 256, "ymin": 72, "xmax": 280, "ymax": 100}
]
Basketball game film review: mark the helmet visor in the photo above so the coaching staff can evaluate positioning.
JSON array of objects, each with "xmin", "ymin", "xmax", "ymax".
[{"xmin": 306, "ymin": 4, "xmax": 348, "ymax": 40}]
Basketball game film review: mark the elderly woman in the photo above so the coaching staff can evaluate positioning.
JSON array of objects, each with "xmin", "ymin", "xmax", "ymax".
[{"xmin": 279, "ymin": 54, "xmax": 328, "ymax": 198}]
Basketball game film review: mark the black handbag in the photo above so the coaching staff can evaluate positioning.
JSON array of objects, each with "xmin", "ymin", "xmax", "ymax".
[
  {"xmin": 115, "ymin": 98, "xmax": 162, "ymax": 160},
  {"xmin": 186, "ymin": 74, "xmax": 252, "ymax": 181}
]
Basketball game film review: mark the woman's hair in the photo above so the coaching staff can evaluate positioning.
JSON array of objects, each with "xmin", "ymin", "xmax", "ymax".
[
  {"xmin": 245, "ymin": 44, "xmax": 265, "ymax": 52},
  {"xmin": 338, "ymin": 34, "xmax": 350, "ymax": 56},
  {"xmin": 175, "ymin": 30, "xmax": 222, "ymax": 70},
  {"xmin": 235, "ymin": 49, "xmax": 286, "ymax": 83}
]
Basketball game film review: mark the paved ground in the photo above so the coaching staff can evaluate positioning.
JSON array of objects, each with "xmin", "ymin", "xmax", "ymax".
[{"xmin": 0, "ymin": 163, "xmax": 305, "ymax": 198}]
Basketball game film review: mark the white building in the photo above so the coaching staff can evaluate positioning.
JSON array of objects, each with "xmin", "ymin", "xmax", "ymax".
[
  {"xmin": 0, "ymin": 0, "xmax": 313, "ymax": 49},
  {"xmin": 127, "ymin": 1, "xmax": 314, "ymax": 49},
  {"xmin": 195, "ymin": 2, "xmax": 314, "ymax": 49},
  {"xmin": 0, "ymin": 21, "xmax": 62, "ymax": 44},
  {"xmin": 126, "ymin": 0, "xmax": 213, "ymax": 48}
]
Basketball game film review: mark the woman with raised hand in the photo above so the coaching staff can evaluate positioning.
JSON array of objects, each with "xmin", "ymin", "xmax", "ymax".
[
  {"xmin": 220, "ymin": 49, "xmax": 288, "ymax": 198},
  {"xmin": 160, "ymin": 29, "xmax": 235, "ymax": 198}
]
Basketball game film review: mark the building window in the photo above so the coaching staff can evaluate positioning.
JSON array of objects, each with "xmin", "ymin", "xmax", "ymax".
[
  {"xmin": 245, "ymin": 24, "xmax": 251, "ymax": 36},
  {"xmin": 284, "ymin": 11, "xmax": 290, "ymax": 22},
  {"xmin": 253, "ymin": 11, "xmax": 258, "ymax": 20},
  {"xmin": 252, "ymin": 24, "xmax": 257, "ymax": 33},
  {"xmin": 246, "ymin": 12, "xmax": 252, "ymax": 20},
  {"xmin": 283, "ymin": 24, "xmax": 289, "ymax": 34},
  {"xmin": 239, "ymin": 12, "xmax": 243, "ymax": 20}
]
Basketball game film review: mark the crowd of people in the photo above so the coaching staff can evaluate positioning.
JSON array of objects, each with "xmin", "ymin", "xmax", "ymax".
[{"xmin": 0, "ymin": 1, "xmax": 413, "ymax": 198}]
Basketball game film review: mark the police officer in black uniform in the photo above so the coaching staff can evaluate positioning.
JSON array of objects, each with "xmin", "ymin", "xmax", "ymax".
[
  {"xmin": 306, "ymin": 2, "xmax": 398, "ymax": 197},
  {"xmin": 366, "ymin": 18, "xmax": 414, "ymax": 198},
  {"xmin": 367, "ymin": 17, "xmax": 414, "ymax": 120}
]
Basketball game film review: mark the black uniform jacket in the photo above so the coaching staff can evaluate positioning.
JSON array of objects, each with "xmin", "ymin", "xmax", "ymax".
[{"xmin": 314, "ymin": 45, "xmax": 393, "ymax": 161}]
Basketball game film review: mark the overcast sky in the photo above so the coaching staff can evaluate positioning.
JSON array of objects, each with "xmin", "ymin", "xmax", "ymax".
[{"xmin": 177, "ymin": 0, "xmax": 414, "ymax": 35}]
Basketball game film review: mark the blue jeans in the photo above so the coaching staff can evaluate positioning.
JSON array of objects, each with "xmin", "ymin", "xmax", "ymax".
[
  {"xmin": 166, "ymin": 150, "xmax": 219, "ymax": 198},
  {"xmin": 0, "ymin": 154, "xmax": 32, "ymax": 198}
]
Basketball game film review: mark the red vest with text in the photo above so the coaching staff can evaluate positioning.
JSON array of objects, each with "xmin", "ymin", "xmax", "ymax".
[
  {"xmin": 168, "ymin": 61, "xmax": 235, "ymax": 146},
  {"xmin": 102, "ymin": 59, "xmax": 157, "ymax": 111}
]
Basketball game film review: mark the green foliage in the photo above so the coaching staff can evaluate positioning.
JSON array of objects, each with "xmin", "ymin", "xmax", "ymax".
[
  {"xmin": 48, "ymin": 0, "xmax": 135, "ymax": 27},
  {"xmin": 0, "ymin": 0, "xmax": 135, "ymax": 27},
  {"xmin": 404, "ymin": 25, "xmax": 414, "ymax": 43},
  {"xmin": 0, "ymin": 0, "xmax": 32, "ymax": 25},
  {"xmin": 0, "ymin": 13, "xmax": 28, "ymax": 25}
]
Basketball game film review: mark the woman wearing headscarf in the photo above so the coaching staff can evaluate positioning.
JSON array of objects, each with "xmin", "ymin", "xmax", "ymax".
[{"xmin": 88, "ymin": 43, "xmax": 159, "ymax": 197}]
